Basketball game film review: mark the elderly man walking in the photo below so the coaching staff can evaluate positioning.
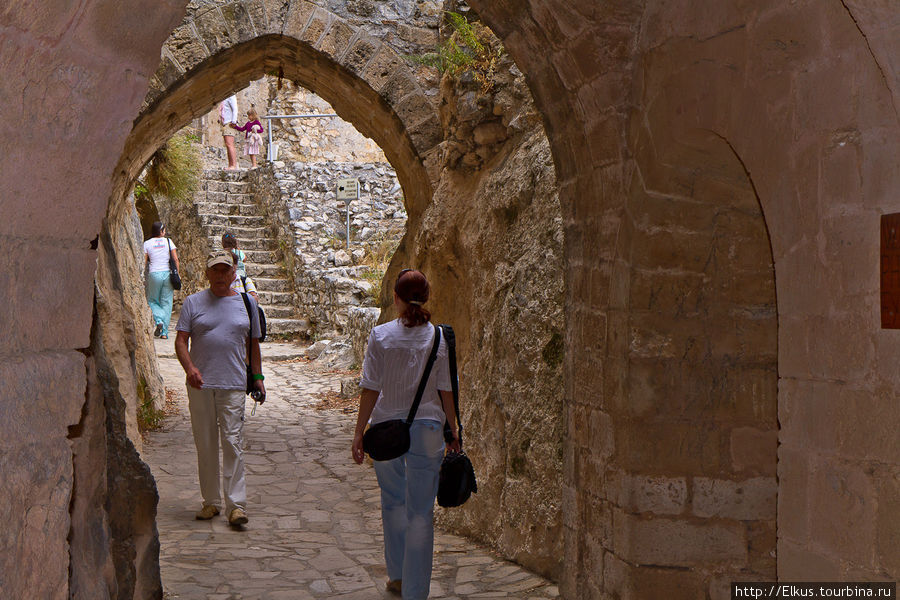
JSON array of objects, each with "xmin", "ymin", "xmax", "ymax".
[{"xmin": 174, "ymin": 250, "xmax": 265, "ymax": 526}]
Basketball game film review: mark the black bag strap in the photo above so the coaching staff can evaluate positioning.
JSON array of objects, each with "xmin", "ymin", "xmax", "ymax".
[
  {"xmin": 239, "ymin": 291, "xmax": 253, "ymax": 363},
  {"xmin": 405, "ymin": 324, "xmax": 441, "ymax": 425},
  {"xmin": 439, "ymin": 324, "xmax": 463, "ymax": 448},
  {"xmin": 166, "ymin": 237, "xmax": 173, "ymax": 258}
]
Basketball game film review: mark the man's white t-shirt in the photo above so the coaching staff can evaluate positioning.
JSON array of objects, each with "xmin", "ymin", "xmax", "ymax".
[
  {"xmin": 144, "ymin": 237, "xmax": 176, "ymax": 272},
  {"xmin": 176, "ymin": 290, "xmax": 261, "ymax": 390},
  {"xmin": 360, "ymin": 320, "xmax": 451, "ymax": 425}
]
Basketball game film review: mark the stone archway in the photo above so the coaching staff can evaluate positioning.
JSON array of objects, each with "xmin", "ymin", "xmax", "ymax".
[
  {"xmin": 4, "ymin": 1, "xmax": 900, "ymax": 598},
  {"xmin": 121, "ymin": 1, "xmax": 444, "ymax": 220}
]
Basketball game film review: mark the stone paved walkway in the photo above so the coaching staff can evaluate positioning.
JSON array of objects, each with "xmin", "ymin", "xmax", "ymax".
[{"xmin": 143, "ymin": 336, "xmax": 559, "ymax": 599}]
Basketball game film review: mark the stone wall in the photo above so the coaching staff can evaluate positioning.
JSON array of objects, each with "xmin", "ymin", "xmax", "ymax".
[
  {"xmin": 467, "ymin": 0, "xmax": 900, "ymax": 596},
  {"xmin": 0, "ymin": 1, "xmax": 182, "ymax": 596},
  {"xmin": 266, "ymin": 83, "xmax": 387, "ymax": 164},
  {"xmin": 250, "ymin": 161, "xmax": 407, "ymax": 335}
]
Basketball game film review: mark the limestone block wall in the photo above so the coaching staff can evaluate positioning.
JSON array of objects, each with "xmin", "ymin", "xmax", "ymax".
[
  {"xmin": 469, "ymin": 0, "xmax": 900, "ymax": 596},
  {"xmin": 248, "ymin": 161, "xmax": 406, "ymax": 335},
  {"xmin": 0, "ymin": 1, "xmax": 183, "ymax": 597}
]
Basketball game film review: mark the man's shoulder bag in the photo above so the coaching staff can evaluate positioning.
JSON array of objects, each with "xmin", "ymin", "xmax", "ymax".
[
  {"xmin": 240, "ymin": 276, "xmax": 267, "ymax": 342},
  {"xmin": 437, "ymin": 324, "xmax": 477, "ymax": 508},
  {"xmin": 240, "ymin": 292, "xmax": 261, "ymax": 395},
  {"xmin": 363, "ymin": 324, "xmax": 441, "ymax": 461}
]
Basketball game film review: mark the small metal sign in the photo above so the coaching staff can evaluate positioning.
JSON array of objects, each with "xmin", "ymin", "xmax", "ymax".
[{"xmin": 336, "ymin": 178, "xmax": 359, "ymax": 202}]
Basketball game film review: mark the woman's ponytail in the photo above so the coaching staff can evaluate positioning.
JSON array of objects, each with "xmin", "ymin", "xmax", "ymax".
[{"xmin": 395, "ymin": 270, "xmax": 431, "ymax": 327}]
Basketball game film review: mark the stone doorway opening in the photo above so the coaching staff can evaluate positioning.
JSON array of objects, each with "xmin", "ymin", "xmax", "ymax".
[
  {"xmin": 100, "ymin": 9, "xmax": 571, "ymax": 591},
  {"xmin": 105, "ymin": 5, "xmax": 779, "ymax": 595},
  {"xmin": 133, "ymin": 76, "xmax": 409, "ymax": 348}
]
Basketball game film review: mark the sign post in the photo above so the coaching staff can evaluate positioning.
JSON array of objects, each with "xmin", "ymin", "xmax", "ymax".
[{"xmin": 336, "ymin": 178, "xmax": 359, "ymax": 248}]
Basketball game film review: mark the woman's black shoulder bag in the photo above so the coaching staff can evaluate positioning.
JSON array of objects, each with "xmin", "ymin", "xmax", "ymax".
[
  {"xmin": 437, "ymin": 324, "xmax": 477, "ymax": 508},
  {"xmin": 166, "ymin": 238, "xmax": 182, "ymax": 290},
  {"xmin": 363, "ymin": 325, "xmax": 441, "ymax": 461}
]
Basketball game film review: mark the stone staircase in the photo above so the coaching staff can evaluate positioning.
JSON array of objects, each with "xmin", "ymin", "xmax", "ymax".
[{"xmin": 196, "ymin": 169, "xmax": 308, "ymax": 336}]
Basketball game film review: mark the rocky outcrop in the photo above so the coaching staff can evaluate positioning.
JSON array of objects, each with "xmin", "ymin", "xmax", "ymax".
[{"xmin": 96, "ymin": 192, "xmax": 167, "ymax": 447}]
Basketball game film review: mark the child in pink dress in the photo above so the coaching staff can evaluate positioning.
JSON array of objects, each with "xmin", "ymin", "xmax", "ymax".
[{"xmin": 235, "ymin": 107, "xmax": 264, "ymax": 167}]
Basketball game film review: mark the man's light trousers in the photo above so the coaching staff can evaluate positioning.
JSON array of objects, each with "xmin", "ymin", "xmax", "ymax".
[{"xmin": 186, "ymin": 387, "xmax": 247, "ymax": 514}]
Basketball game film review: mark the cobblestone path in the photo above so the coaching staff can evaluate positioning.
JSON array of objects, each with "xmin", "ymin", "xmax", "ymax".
[{"xmin": 143, "ymin": 338, "xmax": 559, "ymax": 599}]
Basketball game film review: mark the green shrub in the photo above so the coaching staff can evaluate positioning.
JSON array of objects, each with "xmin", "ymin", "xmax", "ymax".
[
  {"xmin": 143, "ymin": 130, "xmax": 202, "ymax": 204},
  {"xmin": 136, "ymin": 376, "xmax": 164, "ymax": 432},
  {"xmin": 407, "ymin": 12, "xmax": 504, "ymax": 94}
]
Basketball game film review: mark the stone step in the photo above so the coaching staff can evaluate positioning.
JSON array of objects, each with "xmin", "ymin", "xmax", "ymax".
[
  {"xmin": 202, "ymin": 170, "xmax": 251, "ymax": 184},
  {"xmin": 252, "ymin": 277, "xmax": 291, "ymax": 292},
  {"xmin": 203, "ymin": 190, "xmax": 255, "ymax": 205},
  {"xmin": 241, "ymin": 249, "xmax": 278, "ymax": 264},
  {"xmin": 196, "ymin": 201, "xmax": 260, "ymax": 216},
  {"xmin": 261, "ymin": 305, "xmax": 298, "ymax": 319},
  {"xmin": 247, "ymin": 263, "xmax": 284, "ymax": 278},
  {"xmin": 206, "ymin": 236, "xmax": 276, "ymax": 251},
  {"xmin": 257, "ymin": 290, "xmax": 293, "ymax": 305},
  {"xmin": 199, "ymin": 214, "xmax": 266, "ymax": 227},
  {"xmin": 202, "ymin": 224, "xmax": 269, "ymax": 239},
  {"xmin": 265, "ymin": 317, "xmax": 309, "ymax": 335}
]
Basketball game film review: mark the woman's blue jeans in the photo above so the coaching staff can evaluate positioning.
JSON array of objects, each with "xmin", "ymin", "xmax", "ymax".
[
  {"xmin": 373, "ymin": 419, "xmax": 445, "ymax": 600},
  {"xmin": 146, "ymin": 270, "xmax": 174, "ymax": 336}
]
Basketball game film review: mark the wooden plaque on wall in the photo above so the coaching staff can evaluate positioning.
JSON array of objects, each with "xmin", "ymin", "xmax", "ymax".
[{"xmin": 881, "ymin": 213, "xmax": 900, "ymax": 328}]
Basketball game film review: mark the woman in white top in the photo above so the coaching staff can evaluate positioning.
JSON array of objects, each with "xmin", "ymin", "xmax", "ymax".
[
  {"xmin": 143, "ymin": 221, "xmax": 180, "ymax": 339},
  {"xmin": 352, "ymin": 269, "xmax": 459, "ymax": 599}
]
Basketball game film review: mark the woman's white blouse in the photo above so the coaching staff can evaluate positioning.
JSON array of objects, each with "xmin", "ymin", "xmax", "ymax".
[{"xmin": 360, "ymin": 319, "xmax": 451, "ymax": 425}]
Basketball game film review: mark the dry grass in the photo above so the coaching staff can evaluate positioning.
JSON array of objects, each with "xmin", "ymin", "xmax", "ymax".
[{"xmin": 312, "ymin": 390, "xmax": 357, "ymax": 414}]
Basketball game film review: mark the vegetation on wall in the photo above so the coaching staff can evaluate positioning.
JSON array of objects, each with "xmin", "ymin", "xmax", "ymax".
[
  {"xmin": 138, "ymin": 130, "xmax": 202, "ymax": 206},
  {"xmin": 360, "ymin": 227, "xmax": 403, "ymax": 301},
  {"xmin": 408, "ymin": 11, "xmax": 504, "ymax": 94}
]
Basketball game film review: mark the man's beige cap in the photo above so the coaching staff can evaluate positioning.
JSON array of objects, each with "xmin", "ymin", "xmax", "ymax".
[{"xmin": 207, "ymin": 250, "xmax": 235, "ymax": 268}]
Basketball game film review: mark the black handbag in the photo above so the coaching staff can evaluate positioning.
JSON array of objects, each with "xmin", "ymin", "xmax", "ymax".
[
  {"xmin": 167, "ymin": 238, "xmax": 182, "ymax": 290},
  {"xmin": 438, "ymin": 451, "xmax": 477, "ymax": 507},
  {"xmin": 436, "ymin": 324, "xmax": 477, "ymax": 507},
  {"xmin": 363, "ymin": 325, "xmax": 441, "ymax": 461}
]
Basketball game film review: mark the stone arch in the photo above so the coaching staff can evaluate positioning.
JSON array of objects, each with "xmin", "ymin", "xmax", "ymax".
[
  {"xmin": 113, "ymin": 34, "xmax": 436, "ymax": 222},
  {"xmin": 5, "ymin": 1, "xmax": 900, "ymax": 598}
]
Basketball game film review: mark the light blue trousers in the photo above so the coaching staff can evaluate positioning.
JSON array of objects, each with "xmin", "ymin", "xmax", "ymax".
[
  {"xmin": 146, "ymin": 270, "xmax": 174, "ymax": 336},
  {"xmin": 373, "ymin": 419, "xmax": 445, "ymax": 600}
]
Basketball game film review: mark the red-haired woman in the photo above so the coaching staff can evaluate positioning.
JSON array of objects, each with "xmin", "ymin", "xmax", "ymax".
[{"xmin": 352, "ymin": 269, "xmax": 460, "ymax": 598}]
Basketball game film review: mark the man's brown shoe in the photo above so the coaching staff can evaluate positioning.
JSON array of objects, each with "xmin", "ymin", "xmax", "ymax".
[
  {"xmin": 228, "ymin": 507, "xmax": 248, "ymax": 526},
  {"xmin": 195, "ymin": 505, "xmax": 220, "ymax": 520},
  {"xmin": 385, "ymin": 580, "xmax": 402, "ymax": 595}
]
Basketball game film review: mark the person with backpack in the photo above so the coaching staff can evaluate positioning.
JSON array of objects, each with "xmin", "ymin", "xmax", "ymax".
[
  {"xmin": 174, "ymin": 250, "xmax": 264, "ymax": 527},
  {"xmin": 351, "ymin": 269, "xmax": 459, "ymax": 599}
]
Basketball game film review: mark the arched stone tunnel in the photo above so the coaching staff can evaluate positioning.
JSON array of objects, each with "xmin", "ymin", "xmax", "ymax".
[{"xmin": 2, "ymin": 1, "xmax": 899, "ymax": 599}]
